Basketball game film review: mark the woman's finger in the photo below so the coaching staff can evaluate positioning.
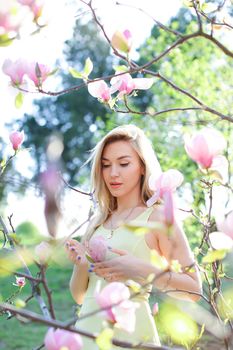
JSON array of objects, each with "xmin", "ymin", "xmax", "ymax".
[{"xmin": 110, "ymin": 248, "xmax": 128, "ymax": 256}]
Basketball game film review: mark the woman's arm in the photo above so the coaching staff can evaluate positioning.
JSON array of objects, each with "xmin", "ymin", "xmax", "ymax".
[
  {"xmin": 65, "ymin": 239, "xmax": 89, "ymax": 304},
  {"xmin": 69, "ymin": 264, "xmax": 89, "ymax": 305},
  {"xmin": 146, "ymin": 207, "xmax": 202, "ymax": 301}
]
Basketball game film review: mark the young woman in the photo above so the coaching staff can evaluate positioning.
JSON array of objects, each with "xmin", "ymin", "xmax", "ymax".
[{"xmin": 65, "ymin": 125, "xmax": 202, "ymax": 349}]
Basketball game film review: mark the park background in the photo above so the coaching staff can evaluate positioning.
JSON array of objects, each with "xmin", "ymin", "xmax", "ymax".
[{"xmin": 0, "ymin": 0, "xmax": 233, "ymax": 349}]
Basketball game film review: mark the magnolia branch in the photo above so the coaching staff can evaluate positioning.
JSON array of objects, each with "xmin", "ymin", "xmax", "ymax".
[{"xmin": 0, "ymin": 302, "xmax": 182, "ymax": 350}]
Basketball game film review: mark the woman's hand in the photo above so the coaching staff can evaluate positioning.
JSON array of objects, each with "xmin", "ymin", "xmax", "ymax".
[
  {"xmin": 65, "ymin": 239, "xmax": 88, "ymax": 266},
  {"xmin": 92, "ymin": 248, "xmax": 155, "ymax": 283}
]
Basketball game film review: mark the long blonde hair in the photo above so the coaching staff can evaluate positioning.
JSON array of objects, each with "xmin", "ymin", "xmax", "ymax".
[{"xmin": 81, "ymin": 124, "xmax": 162, "ymax": 242}]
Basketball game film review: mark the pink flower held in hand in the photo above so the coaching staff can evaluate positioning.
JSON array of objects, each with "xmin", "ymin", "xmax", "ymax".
[
  {"xmin": 110, "ymin": 73, "xmax": 154, "ymax": 99},
  {"xmin": 184, "ymin": 128, "xmax": 226, "ymax": 169},
  {"xmin": 87, "ymin": 235, "xmax": 108, "ymax": 262},
  {"xmin": 9, "ymin": 130, "xmax": 24, "ymax": 151},
  {"xmin": 88, "ymin": 80, "xmax": 111, "ymax": 102},
  {"xmin": 111, "ymin": 29, "xmax": 133, "ymax": 53},
  {"xmin": 44, "ymin": 328, "xmax": 83, "ymax": 350},
  {"xmin": 216, "ymin": 211, "xmax": 233, "ymax": 240},
  {"xmin": 13, "ymin": 277, "xmax": 26, "ymax": 288},
  {"xmin": 95, "ymin": 282, "xmax": 138, "ymax": 333},
  {"xmin": 2, "ymin": 59, "xmax": 28, "ymax": 86}
]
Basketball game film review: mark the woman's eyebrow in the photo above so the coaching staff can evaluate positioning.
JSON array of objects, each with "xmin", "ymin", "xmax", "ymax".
[{"xmin": 101, "ymin": 155, "xmax": 132, "ymax": 161}]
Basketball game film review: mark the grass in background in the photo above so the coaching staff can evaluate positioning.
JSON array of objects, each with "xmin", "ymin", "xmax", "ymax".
[{"xmin": 0, "ymin": 264, "xmax": 75, "ymax": 350}]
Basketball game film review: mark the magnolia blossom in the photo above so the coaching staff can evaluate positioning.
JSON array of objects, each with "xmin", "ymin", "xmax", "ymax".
[
  {"xmin": 0, "ymin": 12, "xmax": 19, "ymax": 33},
  {"xmin": 44, "ymin": 328, "xmax": 83, "ymax": 350},
  {"xmin": 88, "ymin": 80, "xmax": 111, "ymax": 102},
  {"xmin": 30, "ymin": 1, "xmax": 44, "ymax": 19},
  {"xmin": 2, "ymin": 59, "xmax": 28, "ymax": 85},
  {"xmin": 87, "ymin": 235, "xmax": 108, "ymax": 262},
  {"xmin": 184, "ymin": 128, "xmax": 226, "ymax": 169},
  {"xmin": 18, "ymin": 0, "xmax": 44, "ymax": 19},
  {"xmin": 110, "ymin": 73, "xmax": 154, "ymax": 99},
  {"xmin": 35, "ymin": 241, "xmax": 51, "ymax": 264},
  {"xmin": 27, "ymin": 62, "xmax": 51, "ymax": 87},
  {"xmin": 9, "ymin": 130, "xmax": 24, "ymax": 151},
  {"xmin": 147, "ymin": 169, "xmax": 184, "ymax": 226},
  {"xmin": 2, "ymin": 59, "xmax": 51, "ymax": 87},
  {"xmin": 152, "ymin": 302, "xmax": 159, "ymax": 316},
  {"xmin": 13, "ymin": 277, "xmax": 26, "ymax": 288},
  {"xmin": 216, "ymin": 211, "xmax": 233, "ymax": 240},
  {"xmin": 17, "ymin": 0, "xmax": 35, "ymax": 5},
  {"xmin": 95, "ymin": 282, "xmax": 138, "ymax": 333},
  {"xmin": 209, "ymin": 231, "xmax": 233, "ymax": 250},
  {"xmin": 40, "ymin": 166, "xmax": 62, "ymax": 238},
  {"xmin": 111, "ymin": 29, "xmax": 133, "ymax": 53}
]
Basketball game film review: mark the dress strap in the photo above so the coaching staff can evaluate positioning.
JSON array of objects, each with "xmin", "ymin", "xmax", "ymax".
[{"xmin": 135, "ymin": 206, "xmax": 154, "ymax": 222}]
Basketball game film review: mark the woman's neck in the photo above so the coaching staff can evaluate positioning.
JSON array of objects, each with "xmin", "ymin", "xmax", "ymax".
[{"xmin": 115, "ymin": 193, "xmax": 144, "ymax": 213}]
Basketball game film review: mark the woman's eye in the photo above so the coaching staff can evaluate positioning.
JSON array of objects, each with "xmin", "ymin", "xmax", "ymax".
[
  {"xmin": 102, "ymin": 164, "xmax": 110, "ymax": 168},
  {"xmin": 120, "ymin": 163, "xmax": 129, "ymax": 167}
]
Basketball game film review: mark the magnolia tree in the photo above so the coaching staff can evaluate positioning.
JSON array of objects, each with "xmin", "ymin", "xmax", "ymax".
[{"xmin": 0, "ymin": 0, "xmax": 233, "ymax": 349}]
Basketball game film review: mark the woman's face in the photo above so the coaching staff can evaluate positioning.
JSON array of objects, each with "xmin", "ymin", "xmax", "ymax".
[{"xmin": 101, "ymin": 140, "xmax": 144, "ymax": 198}]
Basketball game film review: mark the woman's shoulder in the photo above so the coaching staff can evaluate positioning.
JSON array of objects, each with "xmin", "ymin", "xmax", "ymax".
[{"xmin": 148, "ymin": 203, "xmax": 165, "ymax": 222}]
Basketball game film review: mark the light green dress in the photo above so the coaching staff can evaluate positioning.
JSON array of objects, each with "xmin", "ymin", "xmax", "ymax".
[{"xmin": 76, "ymin": 207, "xmax": 160, "ymax": 349}]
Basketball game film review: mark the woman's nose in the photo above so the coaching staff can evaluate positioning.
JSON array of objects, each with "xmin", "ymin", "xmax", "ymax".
[{"xmin": 110, "ymin": 165, "xmax": 119, "ymax": 177}]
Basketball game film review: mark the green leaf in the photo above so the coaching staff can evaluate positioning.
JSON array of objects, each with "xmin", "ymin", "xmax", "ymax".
[
  {"xmin": 150, "ymin": 250, "xmax": 168, "ymax": 270},
  {"xmin": 96, "ymin": 328, "xmax": 113, "ymax": 350},
  {"xmin": 0, "ymin": 34, "xmax": 13, "ymax": 47},
  {"xmin": 202, "ymin": 249, "xmax": 227, "ymax": 263},
  {"xmin": 108, "ymin": 97, "xmax": 117, "ymax": 110},
  {"xmin": 201, "ymin": 2, "xmax": 217, "ymax": 13},
  {"xmin": 83, "ymin": 57, "xmax": 93, "ymax": 78},
  {"xmin": 68, "ymin": 67, "xmax": 83, "ymax": 79},
  {"xmin": 48, "ymin": 67, "xmax": 59, "ymax": 77},
  {"xmin": 171, "ymin": 259, "xmax": 182, "ymax": 273},
  {"xmin": 14, "ymin": 298, "xmax": 26, "ymax": 308},
  {"xmin": 124, "ymin": 220, "xmax": 165, "ymax": 236},
  {"xmin": 15, "ymin": 92, "xmax": 24, "ymax": 109},
  {"xmin": 113, "ymin": 65, "xmax": 128, "ymax": 72},
  {"xmin": 85, "ymin": 254, "xmax": 94, "ymax": 263}
]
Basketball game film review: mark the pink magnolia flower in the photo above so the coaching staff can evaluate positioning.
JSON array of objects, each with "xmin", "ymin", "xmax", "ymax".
[
  {"xmin": 216, "ymin": 211, "xmax": 233, "ymax": 240},
  {"xmin": 18, "ymin": 0, "xmax": 44, "ymax": 19},
  {"xmin": 35, "ymin": 241, "xmax": 51, "ymax": 264},
  {"xmin": 88, "ymin": 80, "xmax": 111, "ymax": 102},
  {"xmin": 110, "ymin": 73, "xmax": 154, "ymax": 99},
  {"xmin": 209, "ymin": 231, "xmax": 233, "ymax": 250},
  {"xmin": 184, "ymin": 128, "xmax": 226, "ymax": 169},
  {"xmin": 147, "ymin": 169, "xmax": 184, "ymax": 226},
  {"xmin": 27, "ymin": 62, "xmax": 51, "ymax": 87},
  {"xmin": 30, "ymin": 1, "xmax": 44, "ymax": 19},
  {"xmin": 95, "ymin": 282, "xmax": 138, "ymax": 333},
  {"xmin": 111, "ymin": 29, "xmax": 133, "ymax": 53},
  {"xmin": 9, "ymin": 130, "xmax": 24, "ymax": 151},
  {"xmin": 152, "ymin": 302, "xmax": 159, "ymax": 316},
  {"xmin": 87, "ymin": 235, "xmax": 108, "ymax": 262},
  {"xmin": 40, "ymin": 166, "xmax": 62, "ymax": 238},
  {"xmin": 17, "ymin": 0, "xmax": 35, "ymax": 5},
  {"xmin": 2, "ymin": 59, "xmax": 28, "ymax": 85},
  {"xmin": 44, "ymin": 328, "xmax": 83, "ymax": 350},
  {"xmin": 0, "ymin": 12, "xmax": 19, "ymax": 32},
  {"xmin": 13, "ymin": 276, "xmax": 26, "ymax": 288}
]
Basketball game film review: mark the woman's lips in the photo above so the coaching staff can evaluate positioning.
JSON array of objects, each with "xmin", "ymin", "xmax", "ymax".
[{"xmin": 110, "ymin": 183, "xmax": 122, "ymax": 189}]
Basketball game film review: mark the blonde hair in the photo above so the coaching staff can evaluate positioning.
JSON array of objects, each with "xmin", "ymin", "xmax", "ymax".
[{"xmin": 81, "ymin": 124, "xmax": 162, "ymax": 242}]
